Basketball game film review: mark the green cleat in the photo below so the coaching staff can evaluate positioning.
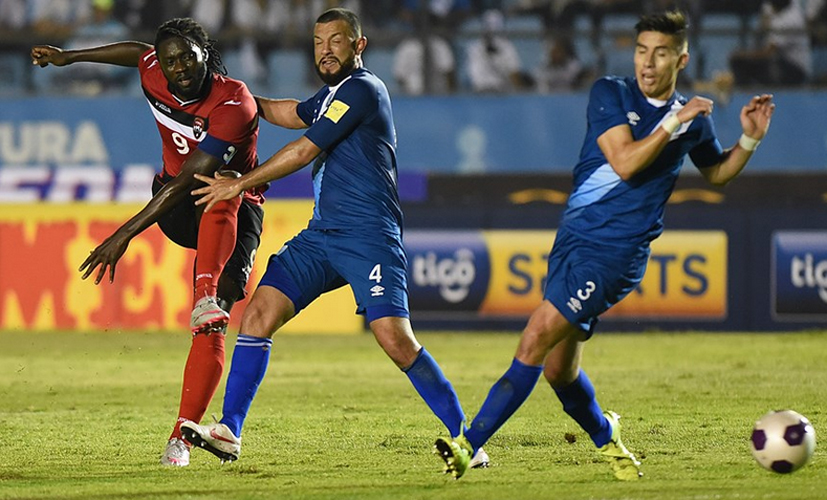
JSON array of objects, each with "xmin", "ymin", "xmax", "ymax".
[
  {"xmin": 598, "ymin": 411, "xmax": 643, "ymax": 480},
  {"xmin": 433, "ymin": 434, "xmax": 473, "ymax": 479}
]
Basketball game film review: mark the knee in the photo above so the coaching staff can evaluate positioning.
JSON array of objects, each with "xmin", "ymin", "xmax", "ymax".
[
  {"xmin": 370, "ymin": 318, "xmax": 420, "ymax": 368},
  {"xmin": 238, "ymin": 311, "xmax": 269, "ymax": 338},
  {"xmin": 543, "ymin": 362, "xmax": 578, "ymax": 389},
  {"xmin": 515, "ymin": 321, "xmax": 557, "ymax": 365},
  {"xmin": 238, "ymin": 295, "xmax": 291, "ymax": 338}
]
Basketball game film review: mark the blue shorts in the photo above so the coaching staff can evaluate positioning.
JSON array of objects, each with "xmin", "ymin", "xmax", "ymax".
[
  {"xmin": 544, "ymin": 227, "xmax": 650, "ymax": 337},
  {"xmin": 258, "ymin": 228, "xmax": 410, "ymax": 322}
]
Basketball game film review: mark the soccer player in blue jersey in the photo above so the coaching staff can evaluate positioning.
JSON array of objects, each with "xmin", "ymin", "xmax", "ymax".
[
  {"xmin": 179, "ymin": 8, "xmax": 488, "ymax": 468},
  {"xmin": 434, "ymin": 10, "xmax": 775, "ymax": 480}
]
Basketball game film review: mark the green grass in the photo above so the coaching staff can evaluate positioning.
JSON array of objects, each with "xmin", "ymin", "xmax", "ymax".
[{"xmin": 1, "ymin": 330, "xmax": 825, "ymax": 499}]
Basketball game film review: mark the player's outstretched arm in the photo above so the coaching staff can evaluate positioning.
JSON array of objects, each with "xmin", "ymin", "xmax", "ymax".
[
  {"xmin": 79, "ymin": 149, "xmax": 223, "ymax": 284},
  {"xmin": 254, "ymin": 96, "xmax": 307, "ymax": 129},
  {"xmin": 31, "ymin": 41, "xmax": 152, "ymax": 68},
  {"xmin": 700, "ymin": 94, "xmax": 775, "ymax": 186},
  {"xmin": 193, "ymin": 136, "xmax": 321, "ymax": 212}
]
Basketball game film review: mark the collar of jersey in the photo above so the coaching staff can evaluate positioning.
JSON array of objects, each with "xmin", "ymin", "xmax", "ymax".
[
  {"xmin": 167, "ymin": 73, "xmax": 214, "ymax": 107},
  {"xmin": 631, "ymin": 77, "xmax": 679, "ymax": 108}
]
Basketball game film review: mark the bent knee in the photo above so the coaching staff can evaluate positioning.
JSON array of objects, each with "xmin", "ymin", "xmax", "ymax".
[
  {"xmin": 543, "ymin": 363, "xmax": 579, "ymax": 388},
  {"xmin": 370, "ymin": 317, "xmax": 420, "ymax": 368},
  {"xmin": 238, "ymin": 287, "xmax": 294, "ymax": 337}
]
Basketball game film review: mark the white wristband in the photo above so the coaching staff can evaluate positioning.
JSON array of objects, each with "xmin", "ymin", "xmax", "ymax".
[
  {"xmin": 738, "ymin": 134, "xmax": 760, "ymax": 151},
  {"xmin": 661, "ymin": 115, "xmax": 681, "ymax": 135}
]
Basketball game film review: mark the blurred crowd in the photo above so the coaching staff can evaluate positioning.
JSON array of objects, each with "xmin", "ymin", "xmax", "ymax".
[{"xmin": 1, "ymin": 0, "xmax": 826, "ymax": 97}]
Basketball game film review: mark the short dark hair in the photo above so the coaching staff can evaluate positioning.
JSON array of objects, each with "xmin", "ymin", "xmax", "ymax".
[
  {"xmin": 635, "ymin": 10, "xmax": 688, "ymax": 51},
  {"xmin": 316, "ymin": 8, "xmax": 362, "ymax": 40},
  {"xmin": 155, "ymin": 17, "xmax": 227, "ymax": 76}
]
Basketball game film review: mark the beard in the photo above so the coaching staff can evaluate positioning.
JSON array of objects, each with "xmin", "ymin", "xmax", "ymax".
[
  {"xmin": 315, "ymin": 54, "xmax": 357, "ymax": 86},
  {"xmin": 171, "ymin": 65, "xmax": 208, "ymax": 101}
]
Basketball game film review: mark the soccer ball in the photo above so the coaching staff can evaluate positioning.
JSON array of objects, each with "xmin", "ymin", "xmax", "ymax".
[{"xmin": 750, "ymin": 410, "xmax": 816, "ymax": 474}]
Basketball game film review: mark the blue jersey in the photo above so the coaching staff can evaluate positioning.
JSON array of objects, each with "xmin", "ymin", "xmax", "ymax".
[
  {"xmin": 561, "ymin": 76, "xmax": 726, "ymax": 245},
  {"xmin": 296, "ymin": 68, "xmax": 402, "ymax": 235}
]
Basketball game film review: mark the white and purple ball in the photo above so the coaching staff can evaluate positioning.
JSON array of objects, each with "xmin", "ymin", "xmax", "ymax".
[{"xmin": 750, "ymin": 410, "xmax": 816, "ymax": 474}]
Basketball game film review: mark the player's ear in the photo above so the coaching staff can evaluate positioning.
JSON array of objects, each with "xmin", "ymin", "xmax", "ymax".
[{"xmin": 677, "ymin": 52, "xmax": 688, "ymax": 70}]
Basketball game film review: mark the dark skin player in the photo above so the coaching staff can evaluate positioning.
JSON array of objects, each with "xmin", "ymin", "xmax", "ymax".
[{"xmin": 31, "ymin": 38, "xmax": 241, "ymax": 310}]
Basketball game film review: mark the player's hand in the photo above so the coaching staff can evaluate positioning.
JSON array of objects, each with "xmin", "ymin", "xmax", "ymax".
[
  {"xmin": 676, "ymin": 96, "xmax": 714, "ymax": 123},
  {"xmin": 78, "ymin": 232, "xmax": 130, "ymax": 285},
  {"xmin": 31, "ymin": 45, "xmax": 71, "ymax": 67},
  {"xmin": 740, "ymin": 94, "xmax": 775, "ymax": 141},
  {"xmin": 192, "ymin": 172, "xmax": 243, "ymax": 213}
]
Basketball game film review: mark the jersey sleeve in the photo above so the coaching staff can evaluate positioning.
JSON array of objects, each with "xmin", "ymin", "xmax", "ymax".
[
  {"xmin": 586, "ymin": 78, "xmax": 629, "ymax": 137},
  {"xmin": 198, "ymin": 87, "xmax": 258, "ymax": 162},
  {"xmin": 137, "ymin": 48, "xmax": 156, "ymax": 81},
  {"xmin": 689, "ymin": 115, "xmax": 727, "ymax": 168},
  {"xmin": 303, "ymin": 79, "xmax": 375, "ymax": 151},
  {"xmin": 296, "ymin": 94, "xmax": 317, "ymax": 127}
]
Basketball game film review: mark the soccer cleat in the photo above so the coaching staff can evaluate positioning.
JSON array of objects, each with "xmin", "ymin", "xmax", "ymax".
[
  {"xmin": 180, "ymin": 420, "xmax": 241, "ymax": 463},
  {"xmin": 190, "ymin": 296, "xmax": 229, "ymax": 334},
  {"xmin": 469, "ymin": 446, "xmax": 490, "ymax": 469},
  {"xmin": 160, "ymin": 437, "xmax": 190, "ymax": 467},
  {"xmin": 433, "ymin": 434, "xmax": 473, "ymax": 479},
  {"xmin": 598, "ymin": 411, "xmax": 643, "ymax": 480}
]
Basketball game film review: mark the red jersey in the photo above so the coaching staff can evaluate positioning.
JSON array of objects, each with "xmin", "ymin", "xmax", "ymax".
[{"xmin": 138, "ymin": 48, "xmax": 264, "ymax": 204}]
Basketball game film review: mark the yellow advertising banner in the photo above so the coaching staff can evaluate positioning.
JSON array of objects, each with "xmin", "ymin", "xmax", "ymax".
[
  {"xmin": 479, "ymin": 230, "xmax": 727, "ymax": 319},
  {"xmin": 607, "ymin": 231, "xmax": 728, "ymax": 319},
  {"xmin": 479, "ymin": 230, "xmax": 553, "ymax": 314},
  {"xmin": 0, "ymin": 202, "xmax": 361, "ymax": 334}
]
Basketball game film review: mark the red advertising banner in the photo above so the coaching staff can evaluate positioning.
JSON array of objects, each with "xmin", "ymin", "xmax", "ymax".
[{"xmin": 0, "ymin": 203, "xmax": 361, "ymax": 334}]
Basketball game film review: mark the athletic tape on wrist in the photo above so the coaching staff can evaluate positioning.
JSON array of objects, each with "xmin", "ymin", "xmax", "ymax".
[
  {"xmin": 661, "ymin": 115, "xmax": 681, "ymax": 135},
  {"xmin": 738, "ymin": 134, "xmax": 760, "ymax": 151}
]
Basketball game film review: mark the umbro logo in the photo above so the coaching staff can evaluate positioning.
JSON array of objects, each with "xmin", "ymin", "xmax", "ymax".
[
  {"xmin": 626, "ymin": 111, "xmax": 640, "ymax": 126},
  {"xmin": 370, "ymin": 285, "xmax": 385, "ymax": 297},
  {"xmin": 224, "ymin": 100, "xmax": 242, "ymax": 106}
]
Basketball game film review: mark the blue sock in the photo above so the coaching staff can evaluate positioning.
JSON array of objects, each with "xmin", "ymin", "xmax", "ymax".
[
  {"xmin": 220, "ymin": 334, "xmax": 273, "ymax": 437},
  {"xmin": 403, "ymin": 348, "xmax": 465, "ymax": 438},
  {"xmin": 554, "ymin": 370, "xmax": 611, "ymax": 447},
  {"xmin": 465, "ymin": 358, "xmax": 543, "ymax": 452}
]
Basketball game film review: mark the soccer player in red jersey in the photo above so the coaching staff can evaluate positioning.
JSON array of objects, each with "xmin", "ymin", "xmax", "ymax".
[{"xmin": 31, "ymin": 18, "xmax": 265, "ymax": 467}]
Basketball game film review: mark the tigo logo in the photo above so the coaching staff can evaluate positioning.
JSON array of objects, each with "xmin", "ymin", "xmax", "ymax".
[
  {"xmin": 405, "ymin": 231, "xmax": 490, "ymax": 312},
  {"xmin": 772, "ymin": 231, "xmax": 827, "ymax": 320}
]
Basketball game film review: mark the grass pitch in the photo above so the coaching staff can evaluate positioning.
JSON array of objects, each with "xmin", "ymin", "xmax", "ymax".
[{"xmin": 1, "ymin": 330, "xmax": 825, "ymax": 499}]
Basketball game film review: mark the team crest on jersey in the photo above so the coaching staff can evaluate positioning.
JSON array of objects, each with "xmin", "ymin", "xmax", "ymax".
[{"xmin": 193, "ymin": 116, "xmax": 206, "ymax": 139}]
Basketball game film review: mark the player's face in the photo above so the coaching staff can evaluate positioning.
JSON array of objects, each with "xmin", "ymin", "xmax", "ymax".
[
  {"xmin": 157, "ymin": 37, "xmax": 209, "ymax": 101},
  {"xmin": 313, "ymin": 20, "xmax": 365, "ymax": 86},
  {"xmin": 634, "ymin": 31, "xmax": 688, "ymax": 100}
]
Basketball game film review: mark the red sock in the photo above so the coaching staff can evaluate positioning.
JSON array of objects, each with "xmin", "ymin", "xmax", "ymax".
[
  {"xmin": 193, "ymin": 197, "xmax": 241, "ymax": 303},
  {"xmin": 171, "ymin": 332, "xmax": 226, "ymax": 440}
]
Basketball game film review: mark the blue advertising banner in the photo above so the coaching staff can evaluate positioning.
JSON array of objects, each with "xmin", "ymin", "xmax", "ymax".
[
  {"xmin": 772, "ymin": 231, "xmax": 827, "ymax": 321},
  {"xmin": 405, "ymin": 230, "xmax": 490, "ymax": 313}
]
